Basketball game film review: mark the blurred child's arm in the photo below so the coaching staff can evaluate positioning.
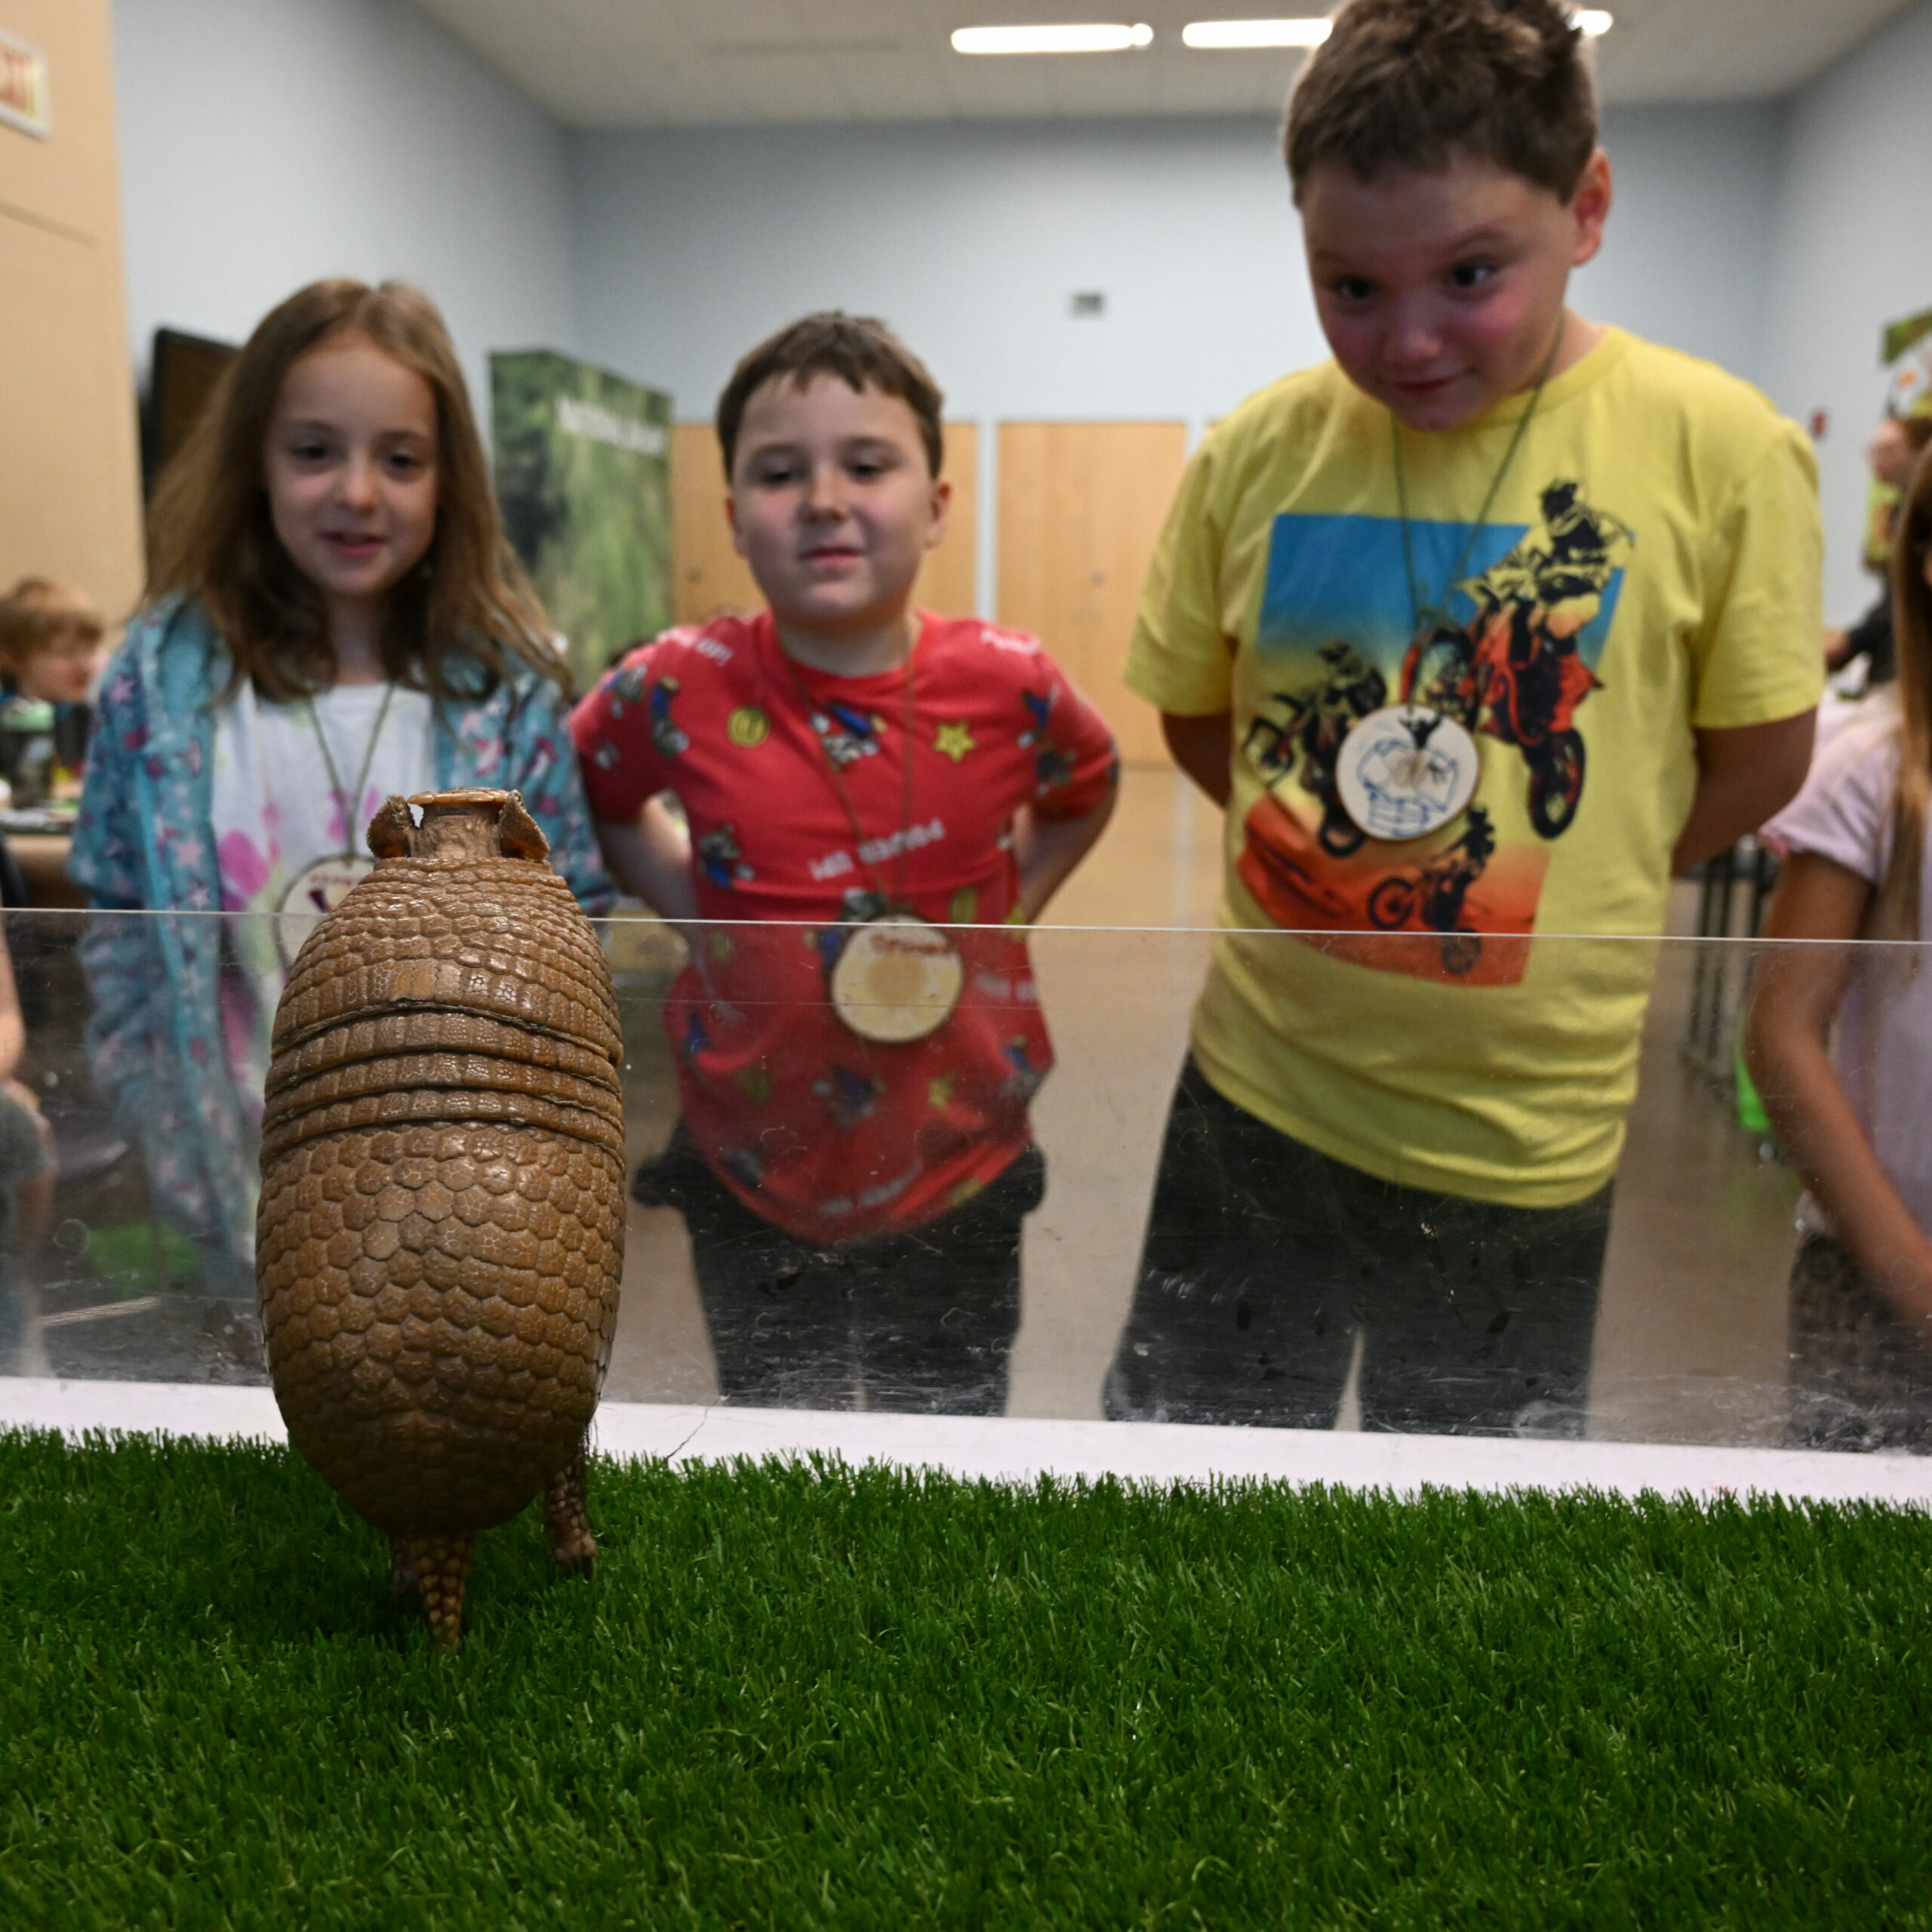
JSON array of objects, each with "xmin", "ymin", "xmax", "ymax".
[
  {"xmin": 1161, "ymin": 711, "xmax": 1233, "ymax": 809},
  {"xmin": 1746, "ymin": 851, "xmax": 1932, "ymax": 1333},
  {"xmin": 0, "ymin": 931, "xmax": 23, "ymax": 1085},
  {"xmin": 1014, "ymin": 778, "xmax": 1118, "ymax": 922},
  {"xmin": 592, "ymin": 797, "xmax": 698, "ymax": 921},
  {"xmin": 1671, "ymin": 710, "xmax": 1815, "ymax": 875}
]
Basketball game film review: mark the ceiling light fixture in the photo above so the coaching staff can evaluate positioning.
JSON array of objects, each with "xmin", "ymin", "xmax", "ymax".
[
  {"xmin": 1574, "ymin": 8, "xmax": 1614, "ymax": 32},
  {"xmin": 1181, "ymin": 20, "xmax": 1332, "ymax": 50},
  {"xmin": 951, "ymin": 23, "xmax": 1154, "ymax": 55}
]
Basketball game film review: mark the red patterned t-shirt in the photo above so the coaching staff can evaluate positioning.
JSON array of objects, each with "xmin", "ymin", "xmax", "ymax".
[{"xmin": 571, "ymin": 610, "xmax": 1118, "ymax": 1241}]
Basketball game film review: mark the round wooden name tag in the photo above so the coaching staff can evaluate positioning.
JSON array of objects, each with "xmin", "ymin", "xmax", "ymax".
[{"xmin": 827, "ymin": 914, "xmax": 966, "ymax": 1044}]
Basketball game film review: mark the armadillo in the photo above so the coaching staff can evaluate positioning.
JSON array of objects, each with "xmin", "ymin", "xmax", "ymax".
[{"xmin": 256, "ymin": 787, "xmax": 624, "ymax": 1646}]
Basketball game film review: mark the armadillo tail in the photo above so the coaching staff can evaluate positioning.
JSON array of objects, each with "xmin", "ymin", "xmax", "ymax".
[
  {"xmin": 395, "ymin": 1532, "xmax": 476, "ymax": 1649},
  {"xmin": 543, "ymin": 1435, "xmax": 597, "ymax": 1577}
]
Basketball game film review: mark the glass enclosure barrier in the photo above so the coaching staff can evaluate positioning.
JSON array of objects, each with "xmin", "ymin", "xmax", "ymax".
[{"xmin": 1, "ymin": 906, "xmax": 1921, "ymax": 1455}]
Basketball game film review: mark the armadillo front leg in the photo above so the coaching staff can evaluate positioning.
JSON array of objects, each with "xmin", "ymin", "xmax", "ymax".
[
  {"xmin": 394, "ymin": 1532, "xmax": 477, "ymax": 1648},
  {"xmin": 543, "ymin": 1436, "xmax": 597, "ymax": 1576}
]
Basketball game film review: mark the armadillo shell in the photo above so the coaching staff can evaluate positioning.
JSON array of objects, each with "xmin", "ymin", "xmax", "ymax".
[
  {"xmin": 272, "ymin": 856, "xmax": 622, "ymax": 1062},
  {"xmin": 257, "ymin": 793, "xmax": 625, "ymax": 1540},
  {"xmin": 257, "ymin": 1119, "xmax": 623, "ymax": 1534}
]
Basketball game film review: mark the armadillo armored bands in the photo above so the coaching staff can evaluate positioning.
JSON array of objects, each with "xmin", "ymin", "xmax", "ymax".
[{"xmin": 257, "ymin": 789, "xmax": 625, "ymax": 1647}]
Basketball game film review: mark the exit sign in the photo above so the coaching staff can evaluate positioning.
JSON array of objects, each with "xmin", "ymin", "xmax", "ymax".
[{"xmin": 0, "ymin": 26, "xmax": 50, "ymax": 139}]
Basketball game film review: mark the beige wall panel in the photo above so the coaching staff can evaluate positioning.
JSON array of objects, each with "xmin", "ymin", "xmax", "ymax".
[
  {"xmin": 996, "ymin": 422, "xmax": 1185, "ymax": 766},
  {"xmin": 0, "ymin": 1, "xmax": 121, "ymax": 238},
  {"xmin": 0, "ymin": 0, "xmax": 143, "ymax": 615},
  {"xmin": 670, "ymin": 423, "xmax": 760, "ymax": 625},
  {"xmin": 671, "ymin": 420, "xmax": 980, "ymax": 629},
  {"xmin": 0, "ymin": 211, "xmax": 143, "ymax": 614}
]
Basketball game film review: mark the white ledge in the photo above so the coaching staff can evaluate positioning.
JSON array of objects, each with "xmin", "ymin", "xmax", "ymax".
[{"xmin": 2, "ymin": 1377, "xmax": 1928, "ymax": 1507}]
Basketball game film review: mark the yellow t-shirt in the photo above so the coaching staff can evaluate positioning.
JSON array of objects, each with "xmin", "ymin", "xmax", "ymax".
[{"xmin": 1128, "ymin": 328, "xmax": 1824, "ymax": 1207}]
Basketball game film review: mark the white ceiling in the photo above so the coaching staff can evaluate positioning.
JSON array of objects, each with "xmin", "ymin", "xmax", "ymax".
[{"xmin": 410, "ymin": 0, "xmax": 1920, "ymax": 129}]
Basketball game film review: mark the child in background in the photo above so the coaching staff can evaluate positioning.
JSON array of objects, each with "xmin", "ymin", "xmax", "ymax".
[
  {"xmin": 72, "ymin": 278, "xmax": 606, "ymax": 1294},
  {"xmin": 1824, "ymin": 412, "xmax": 1932, "ymax": 693},
  {"xmin": 573, "ymin": 313, "xmax": 1118, "ymax": 1414},
  {"xmin": 0, "ymin": 577, "xmax": 107, "ymax": 792},
  {"xmin": 1107, "ymin": 0, "xmax": 1823, "ymax": 1436},
  {"xmin": 1748, "ymin": 447, "xmax": 1932, "ymax": 1451}
]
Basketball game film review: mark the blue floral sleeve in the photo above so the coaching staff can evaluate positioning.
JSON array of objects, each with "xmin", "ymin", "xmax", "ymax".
[
  {"xmin": 447, "ymin": 663, "xmax": 616, "ymax": 912},
  {"xmin": 69, "ymin": 640, "xmax": 158, "ymax": 909}
]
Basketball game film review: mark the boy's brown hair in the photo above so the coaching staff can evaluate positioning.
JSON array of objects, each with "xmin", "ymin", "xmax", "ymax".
[
  {"xmin": 1285, "ymin": 0, "xmax": 1598, "ymax": 202},
  {"xmin": 716, "ymin": 313, "xmax": 945, "ymax": 479},
  {"xmin": 146, "ymin": 276, "xmax": 564, "ymax": 703},
  {"xmin": 0, "ymin": 578, "xmax": 105, "ymax": 676}
]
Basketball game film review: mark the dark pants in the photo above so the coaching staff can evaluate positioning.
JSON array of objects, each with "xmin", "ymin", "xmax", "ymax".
[
  {"xmin": 1789, "ymin": 1235, "xmax": 1932, "ymax": 1454},
  {"xmin": 1105, "ymin": 1061, "xmax": 1611, "ymax": 1436},
  {"xmin": 637, "ymin": 1135, "xmax": 1044, "ymax": 1416}
]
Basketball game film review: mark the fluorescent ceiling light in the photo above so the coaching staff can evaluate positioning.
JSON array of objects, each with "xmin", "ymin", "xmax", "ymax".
[
  {"xmin": 1182, "ymin": 19, "xmax": 1332, "ymax": 49},
  {"xmin": 1574, "ymin": 8, "xmax": 1614, "ymax": 32},
  {"xmin": 951, "ymin": 23, "xmax": 1154, "ymax": 55}
]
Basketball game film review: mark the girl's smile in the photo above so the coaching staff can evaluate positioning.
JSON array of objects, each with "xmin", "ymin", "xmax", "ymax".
[{"xmin": 262, "ymin": 334, "xmax": 440, "ymax": 635}]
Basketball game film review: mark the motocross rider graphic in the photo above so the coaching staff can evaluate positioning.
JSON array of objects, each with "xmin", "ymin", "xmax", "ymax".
[
  {"xmin": 1365, "ymin": 804, "xmax": 1498, "ymax": 977},
  {"xmin": 1400, "ymin": 480, "xmax": 1632, "ymax": 839},
  {"xmin": 1367, "ymin": 804, "xmax": 1497, "ymax": 934},
  {"xmin": 1244, "ymin": 641, "xmax": 1388, "ymax": 857}
]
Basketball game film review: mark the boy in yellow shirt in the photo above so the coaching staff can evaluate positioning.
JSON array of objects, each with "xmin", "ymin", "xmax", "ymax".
[{"xmin": 1107, "ymin": 0, "xmax": 1823, "ymax": 1435}]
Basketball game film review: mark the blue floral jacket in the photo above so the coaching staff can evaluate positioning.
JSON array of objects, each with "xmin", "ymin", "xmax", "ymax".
[{"xmin": 69, "ymin": 599, "xmax": 613, "ymax": 1286}]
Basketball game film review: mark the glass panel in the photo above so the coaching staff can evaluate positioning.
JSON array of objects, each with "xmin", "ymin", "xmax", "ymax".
[{"xmin": 1, "ymin": 908, "xmax": 1922, "ymax": 1456}]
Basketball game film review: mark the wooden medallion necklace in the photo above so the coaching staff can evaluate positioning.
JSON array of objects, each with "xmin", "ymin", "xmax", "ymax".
[{"xmin": 773, "ymin": 628, "xmax": 964, "ymax": 1045}]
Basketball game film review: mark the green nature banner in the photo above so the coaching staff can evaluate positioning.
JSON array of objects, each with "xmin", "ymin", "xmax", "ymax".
[{"xmin": 491, "ymin": 350, "xmax": 672, "ymax": 694}]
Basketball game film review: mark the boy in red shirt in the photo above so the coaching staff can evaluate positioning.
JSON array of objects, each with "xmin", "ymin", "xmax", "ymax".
[{"xmin": 572, "ymin": 313, "xmax": 1118, "ymax": 1414}]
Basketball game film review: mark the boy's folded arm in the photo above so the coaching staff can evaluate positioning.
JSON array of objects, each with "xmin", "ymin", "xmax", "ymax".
[
  {"xmin": 1670, "ymin": 709, "xmax": 1816, "ymax": 876},
  {"xmin": 1159, "ymin": 711, "xmax": 1234, "ymax": 809},
  {"xmin": 592, "ymin": 796, "xmax": 698, "ymax": 921},
  {"xmin": 1014, "ymin": 776, "xmax": 1120, "ymax": 923}
]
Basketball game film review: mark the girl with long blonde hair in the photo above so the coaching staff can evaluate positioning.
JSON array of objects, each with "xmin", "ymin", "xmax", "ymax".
[
  {"xmin": 72, "ymin": 279, "xmax": 608, "ymax": 1291},
  {"xmin": 1747, "ymin": 439, "xmax": 1932, "ymax": 1447}
]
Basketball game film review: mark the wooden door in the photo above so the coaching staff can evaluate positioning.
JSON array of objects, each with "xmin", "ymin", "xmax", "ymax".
[
  {"xmin": 916, "ymin": 421, "xmax": 978, "ymax": 618},
  {"xmin": 669, "ymin": 423, "xmax": 758, "ymax": 624},
  {"xmin": 995, "ymin": 423, "xmax": 1186, "ymax": 764},
  {"xmin": 671, "ymin": 420, "xmax": 980, "ymax": 628}
]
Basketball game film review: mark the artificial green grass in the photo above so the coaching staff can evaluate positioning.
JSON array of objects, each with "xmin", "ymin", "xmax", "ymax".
[{"xmin": 2, "ymin": 1432, "xmax": 1929, "ymax": 1930}]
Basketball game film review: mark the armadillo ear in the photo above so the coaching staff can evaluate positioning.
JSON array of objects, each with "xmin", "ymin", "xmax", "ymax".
[
  {"xmin": 367, "ymin": 795, "xmax": 417, "ymax": 860},
  {"xmin": 498, "ymin": 792, "xmax": 550, "ymax": 862}
]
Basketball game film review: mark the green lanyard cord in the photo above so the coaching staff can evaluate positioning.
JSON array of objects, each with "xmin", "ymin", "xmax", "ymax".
[
  {"xmin": 304, "ymin": 681, "xmax": 400, "ymax": 855},
  {"xmin": 1391, "ymin": 321, "xmax": 1567, "ymax": 651}
]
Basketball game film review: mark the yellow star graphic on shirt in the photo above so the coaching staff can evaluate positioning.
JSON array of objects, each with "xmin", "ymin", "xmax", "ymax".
[
  {"xmin": 934, "ymin": 721, "xmax": 977, "ymax": 763},
  {"xmin": 928, "ymin": 1075, "xmax": 957, "ymax": 1110}
]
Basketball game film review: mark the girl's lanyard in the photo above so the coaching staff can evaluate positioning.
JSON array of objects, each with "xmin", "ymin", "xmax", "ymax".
[
  {"xmin": 274, "ymin": 681, "xmax": 398, "ymax": 964},
  {"xmin": 771, "ymin": 634, "xmax": 964, "ymax": 1045},
  {"xmin": 1327, "ymin": 327, "xmax": 1564, "ymax": 845}
]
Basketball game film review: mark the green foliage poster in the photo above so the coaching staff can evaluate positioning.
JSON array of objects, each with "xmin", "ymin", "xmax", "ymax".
[{"xmin": 491, "ymin": 351, "xmax": 672, "ymax": 693}]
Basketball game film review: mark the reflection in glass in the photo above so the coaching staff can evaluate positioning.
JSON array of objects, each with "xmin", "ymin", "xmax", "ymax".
[{"xmin": 5, "ymin": 909, "xmax": 1930, "ymax": 1454}]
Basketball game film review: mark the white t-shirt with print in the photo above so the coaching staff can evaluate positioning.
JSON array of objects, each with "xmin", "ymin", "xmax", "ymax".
[
  {"xmin": 211, "ymin": 680, "xmax": 436, "ymax": 912},
  {"xmin": 209, "ymin": 678, "xmax": 436, "ymax": 1130},
  {"xmin": 1767, "ymin": 700, "xmax": 1932, "ymax": 1236}
]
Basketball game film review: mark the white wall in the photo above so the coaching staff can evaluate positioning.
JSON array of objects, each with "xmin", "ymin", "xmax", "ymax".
[
  {"xmin": 569, "ymin": 103, "xmax": 1784, "ymax": 431},
  {"xmin": 112, "ymin": 0, "xmax": 578, "ymax": 417},
  {"xmin": 1766, "ymin": 0, "xmax": 1932, "ymax": 622},
  {"xmin": 571, "ymin": 117, "xmax": 1303, "ymax": 431},
  {"xmin": 1577, "ymin": 104, "xmax": 1786, "ymax": 392}
]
